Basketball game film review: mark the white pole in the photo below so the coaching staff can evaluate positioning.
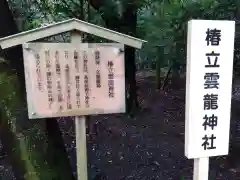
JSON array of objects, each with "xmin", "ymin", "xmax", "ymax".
[
  {"xmin": 193, "ymin": 157, "xmax": 209, "ymax": 180},
  {"xmin": 71, "ymin": 30, "xmax": 88, "ymax": 180}
]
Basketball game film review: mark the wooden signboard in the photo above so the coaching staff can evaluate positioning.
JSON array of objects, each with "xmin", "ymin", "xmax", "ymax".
[{"xmin": 23, "ymin": 43, "xmax": 125, "ymax": 119}]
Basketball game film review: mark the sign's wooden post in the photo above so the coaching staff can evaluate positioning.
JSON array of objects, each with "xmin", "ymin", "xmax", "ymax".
[
  {"xmin": 71, "ymin": 31, "xmax": 88, "ymax": 180},
  {"xmin": 185, "ymin": 19, "xmax": 235, "ymax": 180},
  {"xmin": 75, "ymin": 116, "xmax": 87, "ymax": 180}
]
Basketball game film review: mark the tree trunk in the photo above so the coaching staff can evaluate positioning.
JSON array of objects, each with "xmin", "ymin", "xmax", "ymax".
[
  {"xmin": 156, "ymin": 59, "xmax": 161, "ymax": 89},
  {"xmin": 122, "ymin": 1, "xmax": 139, "ymax": 114},
  {"xmin": 156, "ymin": 46, "xmax": 164, "ymax": 90},
  {"xmin": 161, "ymin": 66, "xmax": 172, "ymax": 90},
  {"xmin": 0, "ymin": 1, "xmax": 28, "ymax": 179},
  {"xmin": 88, "ymin": 0, "xmax": 139, "ymax": 114},
  {"xmin": 0, "ymin": 119, "xmax": 26, "ymax": 179},
  {"xmin": 45, "ymin": 119, "xmax": 75, "ymax": 180},
  {"xmin": 0, "ymin": 1, "xmax": 74, "ymax": 179},
  {"xmin": 0, "ymin": 0, "xmax": 25, "ymax": 95},
  {"xmin": 80, "ymin": 0, "xmax": 84, "ymax": 20},
  {"xmin": 125, "ymin": 46, "xmax": 138, "ymax": 113}
]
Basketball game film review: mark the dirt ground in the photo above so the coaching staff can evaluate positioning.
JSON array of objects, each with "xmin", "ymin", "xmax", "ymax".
[
  {"xmin": 59, "ymin": 75, "xmax": 240, "ymax": 180},
  {"xmin": 2, "ymin": 73, "xmax": 240, "ymax": 179}
]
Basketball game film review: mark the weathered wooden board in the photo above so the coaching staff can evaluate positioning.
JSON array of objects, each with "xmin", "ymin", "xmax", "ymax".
[{"xmin": 23, "ymin": 43, "xmax": 125, "ymax": 119}]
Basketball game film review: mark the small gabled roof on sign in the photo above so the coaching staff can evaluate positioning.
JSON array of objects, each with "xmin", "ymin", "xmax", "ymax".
[{"xmin": 0, "ymin": 18, "xmax": 147, "ymax": 49}]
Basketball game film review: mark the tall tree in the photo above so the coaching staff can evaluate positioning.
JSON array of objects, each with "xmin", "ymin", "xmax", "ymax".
[
  {"xmin": 122, "ymin": 1, "xmax": 139, "ymax": 112},
  {"xmin": 88, "ymin": 0, "xmax": 140, "ymax": 114},
  {"xmin": 0, "ymin": 1, "xmax": 29, "ymax": 179},
  {"xmin": 0, "ymin": 1, "xmax": 74, "ymax": 179}
]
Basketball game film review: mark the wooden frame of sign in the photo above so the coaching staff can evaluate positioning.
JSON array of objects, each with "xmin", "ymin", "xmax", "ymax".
[{"xmin": 0, "ymin": 19, "xmax": 146, "ymax": 180}]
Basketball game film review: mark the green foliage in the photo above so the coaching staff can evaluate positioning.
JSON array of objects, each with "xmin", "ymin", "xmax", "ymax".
[
  {"xmin": 8, "ymin": 0, "xmax": 240, "ymax": 67},
  {"xmin": 0, "ymin": 72, "xmax": 21, "ymax": 125},
  {"xmin": 138, "ymin": 0, "xmax": 240, "ymax": 69}
]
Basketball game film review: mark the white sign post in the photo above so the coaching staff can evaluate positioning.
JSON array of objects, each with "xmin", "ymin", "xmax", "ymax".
[{"xmin": 185, "ymin": 19, "xmax": 235, "ymax": 180}]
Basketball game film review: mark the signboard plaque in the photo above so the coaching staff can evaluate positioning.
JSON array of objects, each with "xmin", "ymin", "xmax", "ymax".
[
  {"xmin": 23, "ymin": 43, "xmax": 125, "ymax": 119},
  {"xmin": 185, "ymin": 20, "xmax": 235, "ymax": 159}
]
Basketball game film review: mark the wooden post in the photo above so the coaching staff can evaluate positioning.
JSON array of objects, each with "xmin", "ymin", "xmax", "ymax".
[
  {"xmin": 71, "ymin": 30, "xmax": 88, "ymax": 180},
  {"xmin": 193, "ymin": 157, "xmax": 209, "ymax": 180},
  {"xmin": 156, "ymin": 45, "xmax": 164, "ymax": 90},
  {"xmin": 156, "ymin": 57, "xmax": 161, "ymax": 89}
]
